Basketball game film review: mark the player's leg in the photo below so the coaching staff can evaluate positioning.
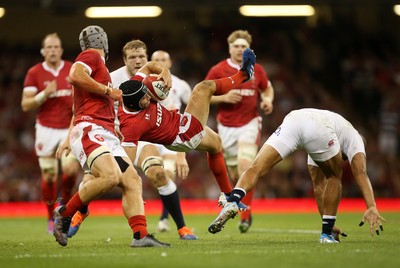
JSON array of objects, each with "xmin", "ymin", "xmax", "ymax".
[
  {"xmin": 185, "ymin": 49, "xmax": 255, "ymax": 126},
  {"xmin": 195, "ymin": 127, "xmax": 233, "ymax": 196},
  {"xmin": 139, "ymin": 144, "xmax": 197, "ymax": 240},
  {"xmin": 314, "ymin": 152, "xmax": 343, "ymax": 243},
  {"xmin": 60, "ymin": 153, "xmax": 80, "ymax": 204},
  {"xmin": 67, "ymin": 171, "xmax": 92, "ymax": 238},
  {"xmin": 208, "ymin": 143, "xmax": 282, "ymax": 234},
  {"xmin": 35, "ymin": 124, "xmax": 63, "ymax": 234},
  {"xmin": 116, "ymin": 154, "xmax": 170, "ymax": 247},
  {"xmin": 156, "ymin": 146, "xmax": 177, "ymax": 232},
  {"xmin": 53, "ymin": 126, "xmax": 123, "ymax": 246},
  {"xmin": 38, "ymin": 157, "xmax": 58, "ymax": 234}
]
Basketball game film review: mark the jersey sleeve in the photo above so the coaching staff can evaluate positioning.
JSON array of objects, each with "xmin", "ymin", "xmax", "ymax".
[
  {"xmin": 256, "ymin": 64, "xmax": 269, "ymax": 91},
  {"xmin": 75, "ymin": 50, "xmax": 101, "ymax": 75},
  {"xmin": 205, "ymin": 65, "xmax": 223, "ymax": 80},
  {"xmin": 23, "ymin": 67, "xmax": 39, "ymax": 92}
]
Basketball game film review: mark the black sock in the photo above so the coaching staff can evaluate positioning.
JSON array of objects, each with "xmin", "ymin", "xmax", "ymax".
[
  {"xmin": 322, "ymin": 216, "xmax": 336, "ymax": 235},
  {"xmin": 79, "ymin": 205, "xmax": 88, "ymax": 215},
  {"xmin": 227, "ymin": 188, "xmax": 246, "ymax": 204},
  {"xmin": 160, "ymin": 204, "xmax": 169, "ymax": 220},
  {"xmin": 160, "ymin": 190, "xmax": 185, "ymax": 230},
  {"xmin": 133, "ymin": 231, "xmax": 141, "ymax": 240}
]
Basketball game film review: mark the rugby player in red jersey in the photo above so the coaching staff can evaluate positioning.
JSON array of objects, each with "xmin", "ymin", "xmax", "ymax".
[
  {"xmin": 21, "ymin": 33, "xmax": 81, "ymax": 234},
  {"xmin": 117, "ymin": 48, "xmax": 257, "ymax": 212},
  {"xmin": 205, "ymin": 30, "xmax": 274, "ymax": 233},
  {"xmin": 52, "ymin": 25, "xmax": 170, "ymax": 248}
]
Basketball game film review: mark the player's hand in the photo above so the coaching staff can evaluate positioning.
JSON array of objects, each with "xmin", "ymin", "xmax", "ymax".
[
  {"xmin": 359, "ymin": 206, "xmax": 386, "ymax": 237},
  {"xmin": 45, "ymin": 80, "xmax": 57, "ymax": 96},
  {"xmin": 332, "ymin": 225, "xmax": 348, "ymax": 242},
  {"xmin": 260, "ymin": 97, "xmax": 273, "ymax": 115},
  {"xmin": 175, "ymin": 154, "xmax": 189, "ymax": 180},
  {"xmin": 157, "ymin": 69, "xmax": 172, "ymax": 90},
  {"xmin": 115, "ymin": 127, "xmax": 124, "ymax": 142},
  {"xmin": 109, "ymin": 88, "xmax": 122, "ymax": 102},
  {"xmin": 223, "ymin": 91, "xmax": 242, "ymax": 104},
  {"xmin": 56, "ymin": 139, "xmax": 71, "ymax": 159}
]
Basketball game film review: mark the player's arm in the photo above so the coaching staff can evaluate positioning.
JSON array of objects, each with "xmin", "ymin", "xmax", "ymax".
[
  {"xmin": 259, "ymin": 81, "xmax": 274, "ymax": 115},
  {"xmin": 68, "ymin": 63, "xmax": 121, "ymax": 100},
  {"xmin": 137, "ymin": 61, "xmax": 172, "ymax": 89},
  {"xmin": 21, "ymin": 80, "xmax": 57, "ymax": 111},
  {"xmin": 350, "ymin": 152, "xmax": 385, "ymax": 236},
  {"xmin": 175, "ymin": 152, "xmax": 189, "ymax": 180},
  {"xmin": 210, "ymin": 91, "xmax": 242, "ymax": 105}
]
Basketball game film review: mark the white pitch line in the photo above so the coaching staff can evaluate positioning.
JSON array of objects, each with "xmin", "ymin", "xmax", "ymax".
[{"xmin": 251, "ymin": 228, "xmax": 320, "ymax": 234}]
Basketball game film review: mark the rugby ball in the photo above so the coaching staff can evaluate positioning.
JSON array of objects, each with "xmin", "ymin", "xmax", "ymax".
[{"xmin": 143, "ymin": 75, "xmax": 168, "ymax": 101}]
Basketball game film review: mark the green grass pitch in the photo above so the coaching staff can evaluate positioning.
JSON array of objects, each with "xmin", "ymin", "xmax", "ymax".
[{"xmin": 1, "ymin": 213, "xmax": 399, "ymax": 268}]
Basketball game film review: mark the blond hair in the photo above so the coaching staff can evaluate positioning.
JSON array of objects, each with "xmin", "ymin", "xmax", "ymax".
[
  {"xmin": 122, "ymin": 39, "xmax": 147, "ymax": 59},
  {"xmin": 227, "ymin": 30, "xmax": 252, "ymax": 45},
  {"xmin": 42, "ymin": 33, "xmax": 61, "ymax": 48}
]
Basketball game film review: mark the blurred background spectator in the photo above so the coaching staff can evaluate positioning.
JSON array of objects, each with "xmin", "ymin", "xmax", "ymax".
[{"xmin": 0, "ymin": 1, "xmax": 399, "ymax": 201}]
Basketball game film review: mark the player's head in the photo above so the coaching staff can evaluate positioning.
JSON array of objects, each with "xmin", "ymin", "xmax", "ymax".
[
  {"xmin": 41, "ymin": 33, "xmax": 63, "ymax": 64},
  {"xmin": 122, "ymin": 39, "xmax": 148, "ymax": 76},
  {"xmin": 227, "ymin": 30, "xmax": 252, "ymax": 63},
  {"xmin": 120, "ymin": 80, "xmax": 150, "ymax": 111},
  {"xmin": 151, "ymin": 50, "xmax": 172, "ymax": 69},
  {"xmin": 79, "ymin": 25, "xmax": 109, "ymax": 60}
]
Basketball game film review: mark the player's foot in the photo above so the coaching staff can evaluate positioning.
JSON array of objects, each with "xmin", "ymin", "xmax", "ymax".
[
  {"xmin": 319, "ymin": 233, "xmax": 339, "ymax": 243},
  {"xmin": 157, "ymin": 218, "xmax": 170, "ymax": 233},
  {"xmin": 238, "ymin": 214, "xmax": 253, "ymax": 233},
  {"xmin": 240, "ymin": 48, "xmax": 256, "ymax": 82},
  {"xmin": 131, "ymin": 234, "xmax": 171, "ymax": 247},
  {"xmin": 178, "ymin": 226, "xmax": 198, "ymax": 240},
  {"xmin": 53, "ymin": 206, "xmax": 71, "ymax": 247},
  {"xmin": 47, "ymin": 219, "xmax": 54, "ymax": 235},
  {"xmin": 67, "ymin": 210, "xmax": 89, "ymax": 238},
  {"xmin": 218, "ymin": 193, "xmax": 247, "ymax": 211},
  {"xmin": 208, "ymin": 202, "xmax": 239, "ymax": 234}
]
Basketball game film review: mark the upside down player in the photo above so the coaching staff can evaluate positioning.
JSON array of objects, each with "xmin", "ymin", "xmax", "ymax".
[
  {"xmin": 205, "ymin": 30, "xmax": 274, "ymax": 233},
  {"xmin": 118, "ymin": 48, "xmax": 257, "ymax": 209},
  {"xmin": 111, "ymin": 40, "xmax": 197, "ymax": 240}
]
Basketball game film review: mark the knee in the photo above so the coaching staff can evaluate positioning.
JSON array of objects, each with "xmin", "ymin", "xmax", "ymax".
[
  {"xmin": 193, "ymin": 80, "xmax": 215, "ymax": 95},
  {"xmin": 147, "ymin": 166, "xmax": 168, "ymax": 188}
]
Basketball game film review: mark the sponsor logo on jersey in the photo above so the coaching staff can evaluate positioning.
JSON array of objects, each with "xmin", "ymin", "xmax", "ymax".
[
  {"xmin": 328, "ymin": 139, "xmax": 335, "ymax": 147},
  {"xmin": 181, "ymin": 115, "xmax": 189, "ymax": 127},
  {"xmin": 156, "ymin": 103, "xmax": 162, "ymax": 127},
  {"xmin": 94, "ymin": 134, "xmax": 104, "ymax": 142},
  {"xmin": 274, "ymin": 126, "xmax": 281, "ymax": 136},
  {"xmin": 232, "ymin": 88, "xmax": 255, "ymax": 96},
  {"xmin": 48, "ymin": 89, "xmax": 73, "ymax": 98}
]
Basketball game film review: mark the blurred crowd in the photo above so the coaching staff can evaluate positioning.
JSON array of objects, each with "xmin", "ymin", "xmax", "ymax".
[{"xmin": 1, "ymin": 18, "xmax": 399, "ymax": 202}]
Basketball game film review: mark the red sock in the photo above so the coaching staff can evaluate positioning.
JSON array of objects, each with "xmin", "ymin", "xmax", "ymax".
[
  {"xmin": 60, "ymin": 192, "xmax": 86, "ymax": 217},
  {"xmin": 213, "ymin": 71, "xmax": 247, "ymax": 95},
  {"xmin": 41, "ymin": 180, "xmax": 57, "ymax": 220},
  {"xmin": 240, "ymin": 188, "xmax": 254, "ymax": 220},
  {"xmin": 129, "ymin": 215, "xmax": 149, "ymax": 239},
  {"xmin": 207, "ymin": 152, "xmax": 232, "ymax": 193},
  {"xmin": 61, "ymin": 174, "xmax": 77, "ymax": 203}
]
